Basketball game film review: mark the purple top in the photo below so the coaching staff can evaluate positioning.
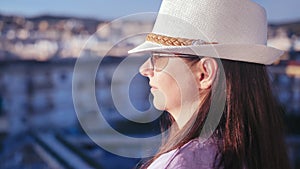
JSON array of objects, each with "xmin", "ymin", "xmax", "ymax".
[{"xmin": 147, "ymin": 137, "xmax": 221, "ymax": 169}]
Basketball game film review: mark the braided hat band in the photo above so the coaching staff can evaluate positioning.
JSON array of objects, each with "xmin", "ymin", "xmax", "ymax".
[{"xmin": 146, "ymin": 33, "xmax": 218, "ymax": 46}]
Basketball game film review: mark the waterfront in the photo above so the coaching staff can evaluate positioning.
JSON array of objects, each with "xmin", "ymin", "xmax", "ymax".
[{"xmin": 0, "ymin": 14, "xmax": 300, "ymax": 169}]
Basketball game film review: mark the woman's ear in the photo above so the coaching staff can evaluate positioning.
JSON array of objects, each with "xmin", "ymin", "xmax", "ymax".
[{"xmin": 195, "ymin": 57, "xmax": 218, "ymax": 90}]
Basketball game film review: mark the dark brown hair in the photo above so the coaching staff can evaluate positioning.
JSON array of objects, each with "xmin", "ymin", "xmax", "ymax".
[
  {"xmin": 138, "ymin": 59, "xmax": 290, "ymax": 169},
  {"xmin": 217, "ymin": 60, "xmax": 290, "ymax": 169}
]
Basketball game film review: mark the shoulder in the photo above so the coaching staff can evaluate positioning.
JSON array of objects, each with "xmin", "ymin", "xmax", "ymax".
[{"xmin": 166, "ymin": 137, "xmax": 220, "ymax": 169}]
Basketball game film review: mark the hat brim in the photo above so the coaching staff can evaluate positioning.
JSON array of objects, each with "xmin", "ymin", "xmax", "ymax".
[{"xmin": 128, "ymin": 41, "xmax": 284, "ymax": 65}]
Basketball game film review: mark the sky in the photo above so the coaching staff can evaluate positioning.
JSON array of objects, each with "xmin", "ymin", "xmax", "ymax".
[{"xmin": 0, "ymin": 0, "xmax": 299, "ymax": 23}]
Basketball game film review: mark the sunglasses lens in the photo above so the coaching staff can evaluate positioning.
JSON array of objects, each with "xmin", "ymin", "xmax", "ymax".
[
  {"xmin": 152, "ymin": 55, "xmax": 169, "ymax": 72},
  {"xmin": 151, "ymin": 53, "xmax": 200, "ymax": 72}
]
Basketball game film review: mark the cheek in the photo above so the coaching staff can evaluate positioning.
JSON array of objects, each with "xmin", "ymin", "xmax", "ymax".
[
  {"xmin": 164, "ymin": 70, "xmax": 200, "ymax": 110},
  {"xmin": 155, "ymin": 73, "xmax": 181, "ymax": 109},
  {"xmin": 152, "ymin": 59, "xmax": 200, "ymax": 111}
]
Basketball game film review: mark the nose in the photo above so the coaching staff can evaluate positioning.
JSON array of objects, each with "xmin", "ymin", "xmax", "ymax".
[{"xmin": 139, "ymin": 58, "xmax": 154, "ymax": 77}]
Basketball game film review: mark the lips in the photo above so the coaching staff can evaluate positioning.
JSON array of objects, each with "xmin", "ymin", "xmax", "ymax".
[
  {"xmin": 151, "ymin": 86, "xmax": 158, "ymax": 89},
  {"xmin": 150, "ymin": 83, "xmax": 158, "ymax": 90}
]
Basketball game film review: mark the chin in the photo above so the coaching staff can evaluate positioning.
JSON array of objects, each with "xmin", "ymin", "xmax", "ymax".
[
  {"xmin": 152, "ymin": 92, "xmax": 167, "ymax": 111},
  {"xmin": 153, "ymin": 98, "xmax": 166, "ymax": 111}
]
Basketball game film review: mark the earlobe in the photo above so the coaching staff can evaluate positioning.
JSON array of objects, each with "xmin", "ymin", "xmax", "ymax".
[{"xmin": 197, "ymin": 57, "xmax": 218, "ymax": 89}]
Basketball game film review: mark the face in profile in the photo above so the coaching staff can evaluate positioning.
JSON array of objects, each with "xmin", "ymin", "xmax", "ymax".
[{"xmin": 139, "ymin": 53, "xmax": 202, "ymax": 123}]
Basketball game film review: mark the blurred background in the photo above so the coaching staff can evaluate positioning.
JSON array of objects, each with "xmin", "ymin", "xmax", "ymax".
[{"xmin": 0, "ymin": 0, "xmax": 299, "ymax": 169}]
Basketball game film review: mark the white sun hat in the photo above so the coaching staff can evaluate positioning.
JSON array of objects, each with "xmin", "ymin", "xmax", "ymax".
[{"xmin": 128, "ymin": 0, "xmax": 284, "ymax": 65}]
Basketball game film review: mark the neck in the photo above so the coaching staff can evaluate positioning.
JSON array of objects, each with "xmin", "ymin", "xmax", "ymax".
[{"xmin": 169, "ymin": 100, "xmax": 200, "ymax": 129}]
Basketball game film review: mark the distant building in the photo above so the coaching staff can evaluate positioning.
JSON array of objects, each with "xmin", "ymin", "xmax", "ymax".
[{"xmin": 0, "ymin": 56, "xmax": 151, "ymax": 135}]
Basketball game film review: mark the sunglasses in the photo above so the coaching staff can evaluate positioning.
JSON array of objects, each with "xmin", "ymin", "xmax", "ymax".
[{"xmin": 150, "ymin": 53, "xmax": 202, "ymax": 72}]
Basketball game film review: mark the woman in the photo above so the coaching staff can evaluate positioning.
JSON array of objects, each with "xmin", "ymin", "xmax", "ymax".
[{"xmin": 129, "ymin": 0, "xmax": 291, "ymax": 168}]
